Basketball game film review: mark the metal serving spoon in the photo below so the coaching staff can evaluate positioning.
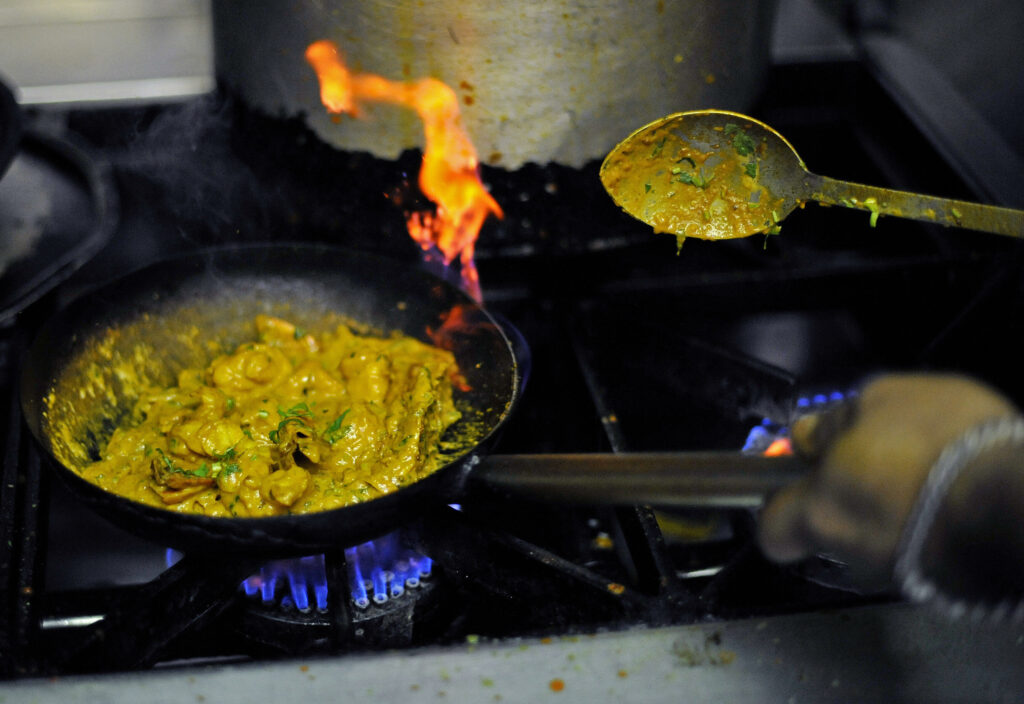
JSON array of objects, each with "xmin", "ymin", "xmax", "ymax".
[{"xmin": 600, "ymin": 109, "xmax": 1024, "ymax": 242}]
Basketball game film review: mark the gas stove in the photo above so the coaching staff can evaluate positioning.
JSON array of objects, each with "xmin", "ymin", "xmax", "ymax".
[{"xmin": 2, "ymin": 35, "xmax": 1024, "ymax": 703}]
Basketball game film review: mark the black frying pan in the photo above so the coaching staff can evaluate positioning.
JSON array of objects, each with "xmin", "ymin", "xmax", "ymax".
[
  {"xmin": 21, "ymin": 243, "xmax": 809, "ymax": 556},
  {"xmin": 21, "ymin": 243, "xmax": 522, "ymax": 554}
]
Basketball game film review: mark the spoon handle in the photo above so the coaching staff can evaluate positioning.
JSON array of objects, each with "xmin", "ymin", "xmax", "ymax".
[{"xmin": 806, "ymin": 174, "xmax": 1024, "ymax": 238}]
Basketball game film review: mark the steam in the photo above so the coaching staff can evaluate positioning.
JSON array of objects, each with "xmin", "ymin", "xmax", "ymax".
[{"xmin": 112, "ymin": 93, "xmax": 280, "ymax": 241}]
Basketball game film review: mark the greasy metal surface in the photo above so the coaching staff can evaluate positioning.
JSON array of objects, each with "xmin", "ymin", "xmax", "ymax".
[
  {"xmin": 5, "ymin": 602, "xmax": 1024, "ymax": 702},
  {"xmin": 474, "ymin": 452, "xmax": 810, "ymax": 509},
  {"xmin": 811, "ymin": 172, "xmax": 1024, "ymax": 238},
  {"xmin": 212, "ymin": 0, "xmax": 776, "ymax": 168}
]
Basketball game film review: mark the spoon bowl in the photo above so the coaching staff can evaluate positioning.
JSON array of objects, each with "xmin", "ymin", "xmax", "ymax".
[{"xmin": 600, "ymin": 109, "xmax": 1024, "ymax": 243}]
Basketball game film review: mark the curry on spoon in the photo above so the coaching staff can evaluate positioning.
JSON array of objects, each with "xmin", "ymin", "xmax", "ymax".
[{"xmin": 600, "ymin": 109, "xmax": 1024, "ymax": 244}]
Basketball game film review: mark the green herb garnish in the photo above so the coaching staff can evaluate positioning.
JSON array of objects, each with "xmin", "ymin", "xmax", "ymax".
[
  {"xmin": 323, "ymin": 409, "xmax": 353, "ymax": 444},
  {"xmin": 216, "ymin": 461, "xmax": 241, "ymax": 477},
  {"xmin": 269, "ymin": 416, "xmax": 311, "ymax": 443},
  {"xmin": 154, "ymin": 448, "xmax": 209, "ymax": 479},
  {"xmin": 155, "ymin": 448, "xmax": 181, "ymax": 473},
  {"xmin": 671, "ymin": 169, "xmax": 713, "ymax": 189},
  {"xmin": 724, "ymin": 123, "xmax": 756, "ymax": 156},
  {"xmin": 278, "ymin": 402, "xmax": 313, "ymax": 419},
  {"xmin": 268, "ymin": 403, "xmax": 316, "ymax": 442}
]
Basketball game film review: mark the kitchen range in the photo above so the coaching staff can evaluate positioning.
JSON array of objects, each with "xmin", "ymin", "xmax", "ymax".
[{"xmin": 2, "ymin": 1, "xmax": 1024, "ymax": 701}]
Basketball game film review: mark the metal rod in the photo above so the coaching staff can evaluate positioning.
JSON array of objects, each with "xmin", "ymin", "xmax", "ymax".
[{"xmin": 473, "ymin": 452, "xmax": 810, "ymax": 509}]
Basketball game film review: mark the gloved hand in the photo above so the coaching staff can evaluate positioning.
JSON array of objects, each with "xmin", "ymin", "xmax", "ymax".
[{"xmin": 757, "ymin": 373, "xmax": 1020, "ymax": 588}]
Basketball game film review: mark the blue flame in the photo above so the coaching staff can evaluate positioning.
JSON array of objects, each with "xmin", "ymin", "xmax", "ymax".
[
  {"xmin": 164, "ymin": 548, "xmax": 183, "ymax": 568},
  {"xmin": 743, "ymin": 389, "xmax": 853, "ymax": 453},
  {"xmin": 344, "ymin": 547, "xmax": 370, "ymax": 609},
  {"xmin": 239, "ymin": 532, "xmax": 432, "ymax": 610}
]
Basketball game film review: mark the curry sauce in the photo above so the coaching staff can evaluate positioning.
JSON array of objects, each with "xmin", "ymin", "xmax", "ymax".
[
  {"xmin": 76, "ymin": 315, "xmax": 463, "ymax": 517},
  {"xmin": 600, "ymin": 118, "xmax": 787, "ymax": 246}
]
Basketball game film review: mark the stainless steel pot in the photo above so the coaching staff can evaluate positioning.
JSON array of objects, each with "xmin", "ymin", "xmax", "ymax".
[{"xmin": 212, "ymin": 0, "xmax": 777, "ymax": 169}]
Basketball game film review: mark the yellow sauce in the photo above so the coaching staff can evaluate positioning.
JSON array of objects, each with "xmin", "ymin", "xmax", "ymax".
[
  {"xmin": 75, "ymin": 315, "xmax": 463, "ymax": 517},
  {"xmin": 601, "ymin": 120, "xmax": 786, "ymax": 245}
]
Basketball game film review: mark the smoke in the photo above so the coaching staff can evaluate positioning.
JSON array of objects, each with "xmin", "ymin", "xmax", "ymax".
[{"xmin": 112, "ymin": 92, "xmax": 281, "ymax": 242}]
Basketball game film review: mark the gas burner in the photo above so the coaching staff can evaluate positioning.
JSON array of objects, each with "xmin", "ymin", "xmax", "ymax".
[
  {"xmin": 741, "ymin": 388, "xmax": 856, "ymax": 454},
  {"xmin": 234, "ymin": 531, "xmax": 446, "ymax": 653}
]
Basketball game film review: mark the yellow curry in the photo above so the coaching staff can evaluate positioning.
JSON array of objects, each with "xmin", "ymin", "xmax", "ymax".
[
  {"xmin": 600, "ymin": 119, "xmax": 787, "ymax": 246},
  {"xmin": 78, "ymin": 315, "xmax": 462, "ymax": 517}
]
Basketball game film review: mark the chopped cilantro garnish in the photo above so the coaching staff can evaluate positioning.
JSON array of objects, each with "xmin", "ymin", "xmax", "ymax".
[
  {"xmin": 270, "ymin": 416, "xmax": 309, "ymax": 443},
  {"xmin": 324, "ymin": 409, "xmax": 353, "ymax": 444},
  {"xmin": 724, "ymin": 123, "xmax": 756, "ymax": 156},
  {"xmin": 671, "ymin": 169, "xmax": 713, "ymax": 189},
  {"xmin": 644, "ymin": 183, "xmax": 652, "ymax": 193},
  {"xmin": 155, "ymin": 448, "xmax": 209, "ymax": 479},
  {"xmin": 278, "ymin": 402, "xmax": 313, "ymax": 419},
  {"xmin": 293, "ymin": 327, "xmax": 307, "ymax": 339},
  {"xmin": 155, "ymin": 448, "xmax": 179, "ymax": 473},
  {"xmin": 743, "ymin": 161, "xmax": 758, "ymax": 178},
  {"xmin": 651, "ymin": 137, "xmax": 666, "ymax": 157},
  {"xmin": 214, "ymin": 447, "xmax": 237, "ymax": 461},
  {"xmin": 217, "ymin": 462, "xmax": 241, "ymax": 476}
]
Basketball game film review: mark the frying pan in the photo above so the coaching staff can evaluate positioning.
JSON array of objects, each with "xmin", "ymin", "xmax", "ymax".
[
  {"xmin": 21, "ymin": 243, "xmax": 520, "ymax": 554},
  {"xmin": 22, "ymin": 243, "xmax": 808, "ymax": 555}
]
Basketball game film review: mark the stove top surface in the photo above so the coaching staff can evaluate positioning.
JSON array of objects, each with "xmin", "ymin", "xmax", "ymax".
[{"xmin": 3, "ymin": 55, "xmax": 1024, "ymax": 695}]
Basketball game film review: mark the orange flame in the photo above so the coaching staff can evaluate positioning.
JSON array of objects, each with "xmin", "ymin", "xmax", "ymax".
[
  {"xmin": 305, "ymin": 40, "xmax": 502, "ymax": 301},
  {"xmin": 426, "ymin": 303, "xmax": 477, "ymax": 391},
  {"xmin": 763, "ymin": 437, "xmax": 793, "ymax": 457}
]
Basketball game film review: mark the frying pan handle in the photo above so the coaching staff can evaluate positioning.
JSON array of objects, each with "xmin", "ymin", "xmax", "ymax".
[{"xmin": 471, "ymin": 452, "xmax": 811, "ymax": 509}]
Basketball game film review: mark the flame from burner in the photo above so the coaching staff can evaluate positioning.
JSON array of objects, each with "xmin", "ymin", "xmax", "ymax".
[
  {"xmin": 305, "ymin": 40, "xmax": 502, "ymax": 302},
  {"xmin": 742, "ymin": 390, "xmax": 853, "ymax": 456},
  {"xmin": 237, "ymin": 533, "xmax": 433, "ymax": 611}
]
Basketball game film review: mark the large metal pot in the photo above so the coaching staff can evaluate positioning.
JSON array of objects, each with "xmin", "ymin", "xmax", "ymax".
[{"xmin": 212, "ymin": 0, "xmax": 777, "ymax": 169}]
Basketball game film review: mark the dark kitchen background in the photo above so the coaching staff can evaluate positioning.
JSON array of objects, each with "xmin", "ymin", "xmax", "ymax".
[{"xmin": 1, "ymin": 0, "xmax": 1023, "ymax": 701}]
